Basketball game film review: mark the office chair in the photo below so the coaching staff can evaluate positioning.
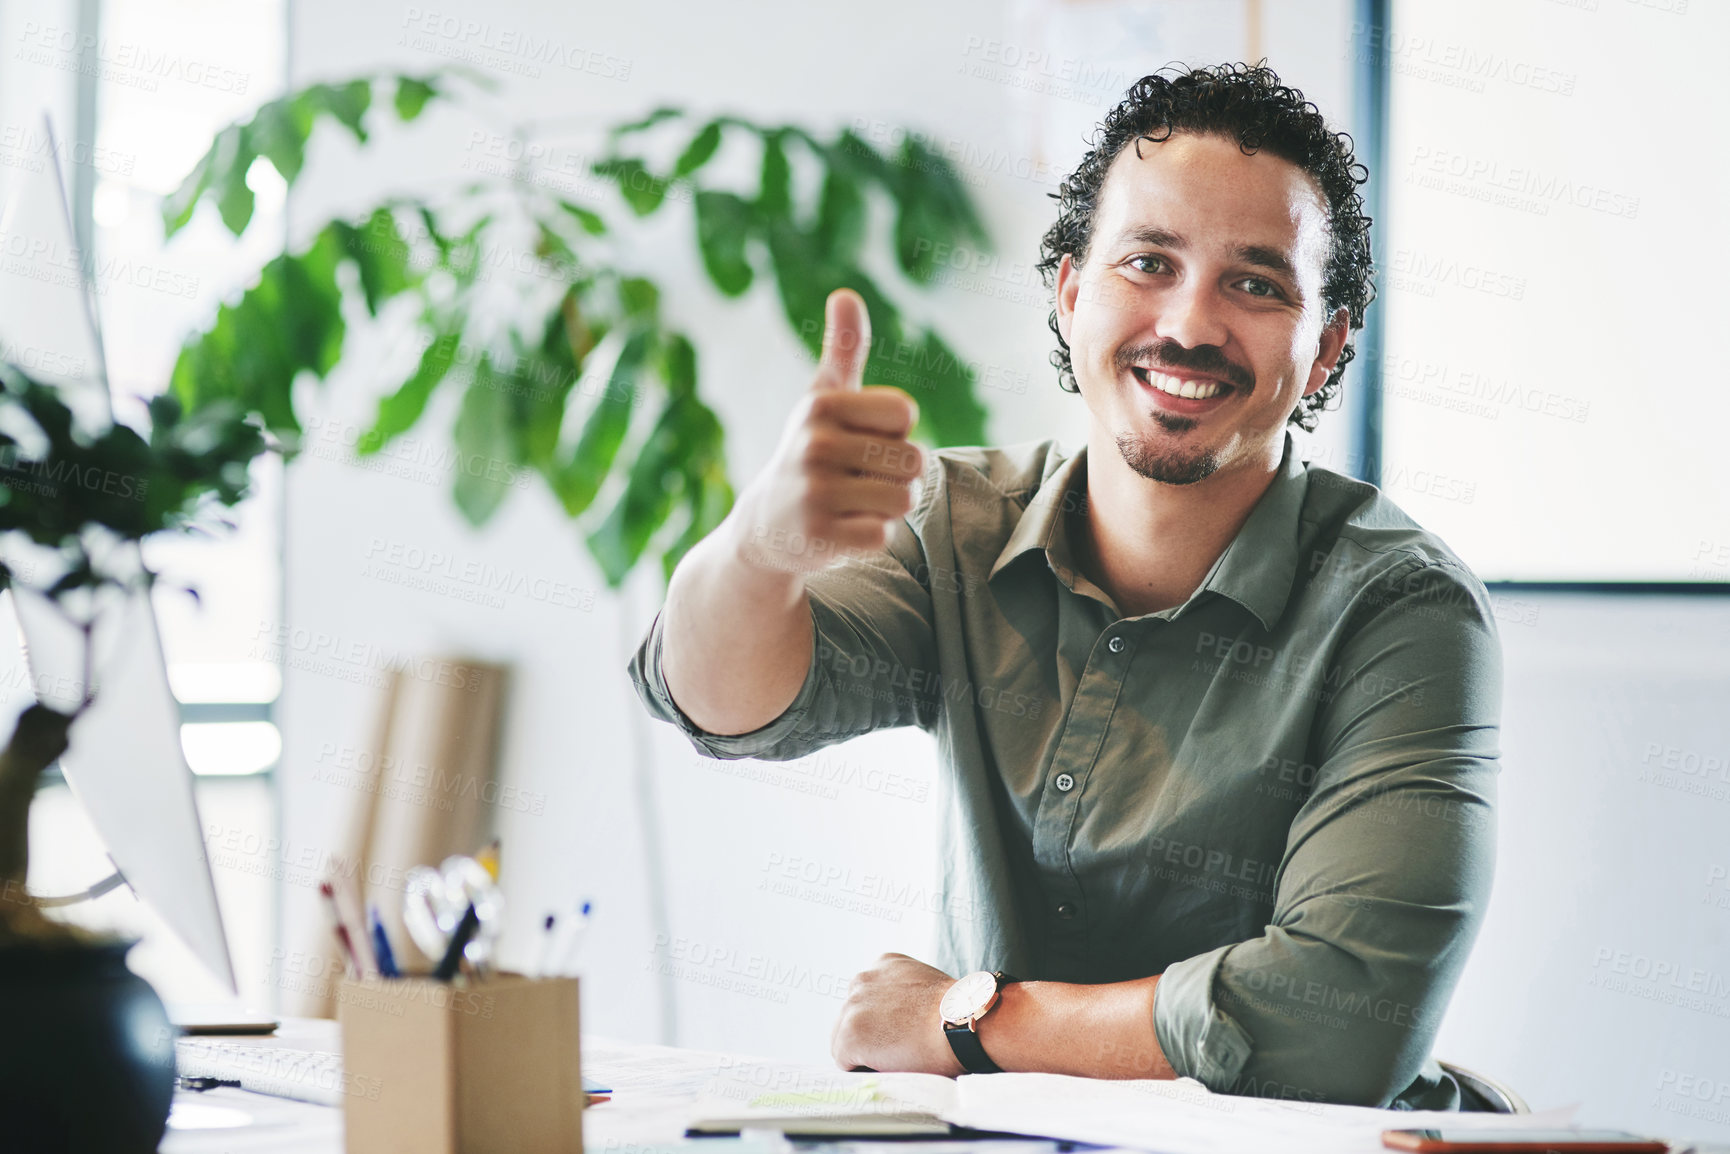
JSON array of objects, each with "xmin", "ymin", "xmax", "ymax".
[{"xmin": 1440, "ymin": 1061, "xmax": 1530, "ymax": 1114}]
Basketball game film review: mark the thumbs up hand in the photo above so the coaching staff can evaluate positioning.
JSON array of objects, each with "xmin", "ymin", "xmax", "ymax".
[{"xmin": 731, "ymin": 289, "xmax": 925, "ymax": 575}]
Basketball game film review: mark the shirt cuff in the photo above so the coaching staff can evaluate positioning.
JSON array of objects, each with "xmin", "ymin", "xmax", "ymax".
[
  {"xmin": 625, "ymin": 605, "xmax": 827, "ymax": 761},
  {"xmin": 1153, "ymin": 943, "xmax": 1256, "ymax": 1091}
]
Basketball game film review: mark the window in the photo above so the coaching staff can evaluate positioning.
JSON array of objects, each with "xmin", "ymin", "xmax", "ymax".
[{"xmin": 1377, "ymin": 0, "xmax": 1729, "ymax": 582}]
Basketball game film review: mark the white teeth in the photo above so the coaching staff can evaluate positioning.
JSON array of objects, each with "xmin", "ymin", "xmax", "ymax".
[{"xmin": 1143, "ymin": 370, "xmax": 1224, "ymax": 400}]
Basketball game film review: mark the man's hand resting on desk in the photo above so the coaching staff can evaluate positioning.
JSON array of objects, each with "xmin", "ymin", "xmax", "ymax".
[
  {"xmin": 832, "ymin": 953, "xmax": 1178, "ymax": 1080},
  {"xmin": 831, "ymin": 953, "xmax": 965, "ymax": 1076},
  {"xmin": 729, "ymin": 288, "xmax": 926, "ymax": 576}
]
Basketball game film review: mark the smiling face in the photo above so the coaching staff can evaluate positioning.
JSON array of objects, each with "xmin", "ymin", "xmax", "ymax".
[{"xmin": 1056, "ymin": 131, "xmax": 1349, "ymax": 485}]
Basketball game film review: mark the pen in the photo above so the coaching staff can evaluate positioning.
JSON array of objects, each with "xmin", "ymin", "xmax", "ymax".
[
  {"xmin": 531, "ymin": 913, "xmax": 557, "ymax": 978},
  {"xmin": 319, "ymin": 881, "xmax": 362, "ymax": 977},
  {"xmin": 433, "ymin": 902, "xmax": 481, "ymax": 982},
  {"xmin": 551, "ymin": 900, "xmax": 592, "ymax": 977},
  {"xmin": 336, "ymin": 879, "xmax": 378, "ymax": 975},
  {"xmin": 369, "ymin": 905, "xmax": 401, "ymax": 978}
]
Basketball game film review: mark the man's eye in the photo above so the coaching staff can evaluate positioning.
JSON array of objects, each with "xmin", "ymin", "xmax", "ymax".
[
  {"xmin": 1239, "ymin": 277, "xmax": 1280, "ymax": 298},
  {"xmin": 1128, "ymin": 254, "xmax": 1167, "ymax": 274}
]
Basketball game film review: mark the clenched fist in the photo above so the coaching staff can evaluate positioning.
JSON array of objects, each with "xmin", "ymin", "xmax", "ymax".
[{"xmin": 729, "ymin": 289, "xmax": 925, "ymax": 574}]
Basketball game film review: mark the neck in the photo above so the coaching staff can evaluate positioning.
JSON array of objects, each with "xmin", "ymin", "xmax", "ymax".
[{"xmin": 1075, "ymin": 429, "xmax": 1284, "ymax": 618}]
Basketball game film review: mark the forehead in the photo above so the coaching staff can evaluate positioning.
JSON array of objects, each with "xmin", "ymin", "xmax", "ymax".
[{"xmin": 1092, "ymin": 131, "xmax": 1332, "ymax": 277}]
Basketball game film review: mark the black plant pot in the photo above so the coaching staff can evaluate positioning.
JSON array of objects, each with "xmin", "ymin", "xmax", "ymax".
[{"xmin": 0, "ymin": 936, "xmax": 176, "ymax": 1153}]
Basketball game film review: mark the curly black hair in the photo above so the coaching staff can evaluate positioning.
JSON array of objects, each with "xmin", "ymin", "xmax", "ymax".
[{"xmin": 1036, "ymin": 62, "xmax": 1374, "ymax": 432}]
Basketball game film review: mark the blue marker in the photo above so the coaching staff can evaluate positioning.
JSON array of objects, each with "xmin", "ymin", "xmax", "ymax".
[{"xmin": 369, "ymin": 904, "xmax": 401, "ymax": 978}]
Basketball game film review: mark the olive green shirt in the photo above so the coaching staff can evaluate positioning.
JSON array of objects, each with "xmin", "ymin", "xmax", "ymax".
[{"xmin": 628, "ymin": 432, "xmax": 1501, "ymax": 1109}]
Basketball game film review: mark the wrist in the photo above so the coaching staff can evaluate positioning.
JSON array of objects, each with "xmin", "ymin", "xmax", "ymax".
[
  {"xmin": 940, "ymin": 971, "xmax": 1017, "ymax": 1075},
  {"xmin": 700, "ymin": 512, "xmax": 808, "ymax": 601},
  {"xmin": 972, "ymin": 978, "xmax": 1023, "ymax": 1072}
]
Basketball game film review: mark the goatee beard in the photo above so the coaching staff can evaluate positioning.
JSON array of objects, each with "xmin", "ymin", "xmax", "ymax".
[{"xmin": 1115, "ymin": 412, "xmax": 1220, "ymax": 485}]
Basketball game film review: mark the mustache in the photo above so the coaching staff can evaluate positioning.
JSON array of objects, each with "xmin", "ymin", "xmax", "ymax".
[{"xmin": 1115, "ymin": 340, "xmax": 1255, "ymax": 392}]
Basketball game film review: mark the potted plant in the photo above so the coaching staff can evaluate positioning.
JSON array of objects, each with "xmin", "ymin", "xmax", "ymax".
[
  {"xmin": 164, "ymin": 71, "xmax": 992, "ymax": 583},
  {"xmin": 0, "ymin": 363, "xmax": 269, "ymax": 1152}
]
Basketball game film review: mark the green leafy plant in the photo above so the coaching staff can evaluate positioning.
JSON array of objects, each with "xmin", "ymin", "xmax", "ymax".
[
  {"xmin": 165, "ymin": 72, "xmax": 992, "ymax": 586},
  {"xmin": 0, "ymin": 363, "xmax": 269, "ymax": 936}
]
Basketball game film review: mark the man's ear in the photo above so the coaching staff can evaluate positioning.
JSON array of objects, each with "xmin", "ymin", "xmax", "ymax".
[
  {"xmin": 1055, "ymin": 254, "xmax": 1080, "ymax": 346},
  {"xmin": 1304, "ymin": 307, "xmax": 1351, "ymax": 398}
]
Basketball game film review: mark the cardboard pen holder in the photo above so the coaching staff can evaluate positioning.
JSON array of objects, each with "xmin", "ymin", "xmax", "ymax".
[{"xmin": 338, "ymin": 973, "xmax": 583, "ymax": 1154}]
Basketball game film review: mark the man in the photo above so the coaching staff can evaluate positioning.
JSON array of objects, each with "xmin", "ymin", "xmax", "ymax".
[{"xmin": 629, "ymin": 63, "xmax": 1499, "ymax": 1109}]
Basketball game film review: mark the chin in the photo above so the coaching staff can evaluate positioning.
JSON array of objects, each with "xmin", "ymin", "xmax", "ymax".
[{"xmin": 1114, "ymin": 427, "xmax": 1222, "ymax": 486}]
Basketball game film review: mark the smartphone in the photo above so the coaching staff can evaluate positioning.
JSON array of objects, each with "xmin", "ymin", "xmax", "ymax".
[{"xmin": 1381, "ymin": 1129, "xmax": 1669, "ymax": 1153}]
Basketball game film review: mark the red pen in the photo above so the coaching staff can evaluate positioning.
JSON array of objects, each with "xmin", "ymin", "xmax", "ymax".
[{"xmin": 320, "ymin": 881, "xmax": 362, "ymax": 977}]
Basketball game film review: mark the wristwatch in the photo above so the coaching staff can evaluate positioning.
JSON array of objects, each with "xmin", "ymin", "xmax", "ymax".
[{"xmin": 939, "ymin": 970, "xmax": 1015, "ymax": 1074}]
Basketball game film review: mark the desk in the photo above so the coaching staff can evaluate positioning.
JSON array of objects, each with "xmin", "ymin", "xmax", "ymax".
[
  {"xmin": 160, "ymin": 1028, "xmax": 1062, "ymax": 1153},
  {"xmin": 161, "ymin": 1024, "xmax": 1722, "ymax": 1154}
]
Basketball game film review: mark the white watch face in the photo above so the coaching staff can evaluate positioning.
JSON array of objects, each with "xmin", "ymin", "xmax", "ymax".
[{"xmin": 940, "ymin": 970, "xmax": 999, "ymax": 1024}]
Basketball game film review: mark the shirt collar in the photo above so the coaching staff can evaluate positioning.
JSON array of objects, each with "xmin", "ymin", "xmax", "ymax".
[{"xmin": 988, "ymin": 432, "xmax": 1310, "ymax": 631}]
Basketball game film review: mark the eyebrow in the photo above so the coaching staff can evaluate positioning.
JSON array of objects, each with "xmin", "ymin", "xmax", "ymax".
[{"xmin": 1112, "ymin": 226, "xmax": 1300, "ymax": 283}]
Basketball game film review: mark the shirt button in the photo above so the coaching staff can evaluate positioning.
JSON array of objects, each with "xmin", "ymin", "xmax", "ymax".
[
  {"xmin": 1054, "ymin": 772, "xmax": 1075, "ymax": 792},
  {"xmin": 1107, "ymin": 636, "xmax": 1126, "ymax": 654},
  {"xmin": 1056, "ymin": 902, "xmax": 1078, "ymax": 920}
]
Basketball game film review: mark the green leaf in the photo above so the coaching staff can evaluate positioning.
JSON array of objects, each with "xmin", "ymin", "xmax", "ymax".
[
  {"xmin": 558, "ymin": 200, "xmax": 607, "ymax": 236},
  {"xmin": 618, "ymin": 276, "xmax": 660, "ymax": 321},
  {"xmin": 549, "ymin": 328, "xmax": 650, "ymax": 517},
  {"xmin": 816, "ymin": 165, "xmax": 866, "ymax": 266},
  {"xmin": 671, "ymin": 119, "xmax": 723, "ymax": 179},
  {"xmin": 394, "ymin": 75, "xmax": 438, "ymax": 121},
  {"xmin": 282, "ymin": 227, "xmax": 349, "ymax": 378},
  {"xmin": 450, "ymin": 357, "xmax": 517, "ymax": 525},
  {"xmin": 169, "ymin": 222, "xmax": 348, "ymax": 436},
  {"xmin": 764, "ymin": 218, "xmax": 825, "ymax": 355},
  {"xmin": 162, "ymin": 146, "xmax": 215, "ymax": 237},
  {"xmin": 609, "ymin": 106, "xmax": 681, "ymax": 139},
  {"xmin": 361, "ymin": 329, "xmax": 459, "ymax": 453},
  {"xmin": 757, "ymin": 129, "xmax": 791, "ymax": 219},
  {"xmin": 830, "ymin": 128, "xmax": 895, "ymax": 189},
  {"xmin": 661, "ymin": 414, "xmax": 731, "ymax": 580},
  {"xmin": 418, "ymin": 205, "xmax": 452, "ymax": 260},
  {"xmin": 658, "ymin": 331, "xmax": 696, "ymax": 399},
  {"xmin": 165, "ymin": 77, "xmax": 393, "ymax": 237},
  {"xmin": 891, "ymin": 138, "xmax": 990, "ymax": 284},
  {"xmin": 693, "ymin": 190, "xmax": 755, "ymax": 297},
  {"xmin": 894, "ymin": 191, "xmax": 949, "ymax": 284},
  {"xmin": 882, "ymin": 331, "xmax": 988, "ymax": 446},
  {"xmin": 593, "ymin": 157, "xmax": 669, "ymax": 216},
  {"xmin": 312, "ymin": 79, "xmax": 374, "ymax": 142},
  {"xmin": 585, "ymin": 395, "xmax": 700, "ymax": 586},
  {"xmin": 249, "ymin": 95, "xmax": 312, "ymax": 186},
  {"xmin": 214, "ymin": 126, "xmax": 256, "ymax": 236},
  {"xmin": 333, "ymin": 207, "xmax": 419, "ymax": 316}
]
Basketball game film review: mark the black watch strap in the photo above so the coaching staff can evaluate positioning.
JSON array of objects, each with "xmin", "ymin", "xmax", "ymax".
[
  {"xmin": 943, "ymin": 971, "xmax": 1016, "ymax": 1074},
  {"xmin": 944, "ymin": 1021, "xmax": 1002, "ymax": 1074}
]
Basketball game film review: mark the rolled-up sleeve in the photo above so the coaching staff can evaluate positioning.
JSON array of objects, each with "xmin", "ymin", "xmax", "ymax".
[
  {"xmin": 627, "ymin": 516, "xmax": 940, "ymax": 762},
  {"xmin": 1153, "ymin": 558, "xmax": 1502, "ymax": 1106}
]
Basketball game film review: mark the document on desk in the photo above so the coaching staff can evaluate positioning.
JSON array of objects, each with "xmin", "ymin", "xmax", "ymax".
[
  {"xmin": 944, "ymin": 1074, "xmax": 1578, "ymax": 1153},
  {"xmin": 684, "ymin": 1068, "xmax": 956, "ymax": 1136}
]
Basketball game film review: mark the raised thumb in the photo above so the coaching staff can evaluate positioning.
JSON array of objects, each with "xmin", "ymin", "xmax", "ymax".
[{"xmin": 814, "ymin": 288, "xmax": 871, "ymax": 392}]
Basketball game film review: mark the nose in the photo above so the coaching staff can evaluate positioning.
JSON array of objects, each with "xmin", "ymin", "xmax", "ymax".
[{"xmin": 1155, "ymin": 278, "xmax": 1229, "ymax": 352}]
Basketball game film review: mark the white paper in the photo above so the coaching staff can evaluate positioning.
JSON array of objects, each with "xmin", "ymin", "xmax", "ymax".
[{"xmin": 945, "ymin": 1073, "xmax": 1579, "ymax": 1154}]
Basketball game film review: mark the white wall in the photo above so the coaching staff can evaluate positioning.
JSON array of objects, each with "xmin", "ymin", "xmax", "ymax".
[
  {"xmin": 1434, "ymin": 593, "xmax": 1730, "ymax": 1140},
  {"xmin": 276, "ymin": 0, "xmax": 1355, "ymax": 1063}
]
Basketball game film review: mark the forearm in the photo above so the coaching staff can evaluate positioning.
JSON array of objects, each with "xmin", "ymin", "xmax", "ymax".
[
  {"xmin": 660, "ymin": 516, "xmax": 814, "ymax": 736},
  {"xmin": 976, "ymin": 976, "xmax": 1176, "ymax": 1080}
]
